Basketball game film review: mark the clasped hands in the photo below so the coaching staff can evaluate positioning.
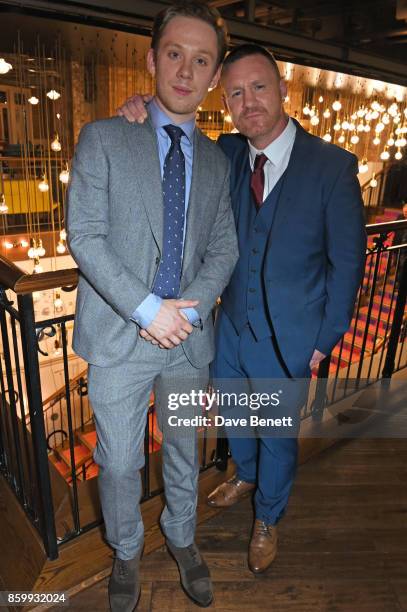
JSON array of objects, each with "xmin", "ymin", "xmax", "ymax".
[{"xmin": 140, "ymin": 299, "xmax": 199, "ymax": 349}]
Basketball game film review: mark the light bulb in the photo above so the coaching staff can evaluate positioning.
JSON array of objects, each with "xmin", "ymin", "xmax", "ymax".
[
  {"xmin": 358, "ymin": 161, "xmax": 368, "ymax": 173},
  {"xmin": 59, "ymin": 228, "xmax": 67, "ymax": 241},
  {"xmin": 364, "ymin": 124, "xmax": 371, "ymax": 132},
  {"xmin": 54, "ymin": 294, "xmax": 64, "ymax": 311},
  {"xmin": 20, "ymin": 239, "xmax": 29, "ymax": 248},
  {"xmin": 350, "ymin": 134, "xmax": 359, "ymax": 144},
  {"xmin": 309, "ymin": 106, "xmax": 316, "ymax": 117},
  {"xmin": 388, "ymin": 103, "xmax": 398, "ymax": 117},
  {"xmin": 38, "ymin": 176, "xmax": 49, "ymax": 192},
  {"xmin": 51, "ymin": 135, "xmax": 62, "ymax": 152},
  {"xmin": 303, "ymin": 104, "xmax": 310, "ymax": 115},
  {"xmin": 342, "ymin": 120, "xmax": 349, "ymax": 130},
  {"xmin": 28, "ymin": 247, "xmax": 37, "ymax": 258},
  {"xmin": 28, "ymin": 96, "xmax": 39, "ymax": 105},
  {"xmin": 382, "ymin": 114, "xmax": 390, "ymax": 125},
  {"xmin": 371, "ymin": 110, "xmax": 379, "ymax": 120},
  {"xmin": 373, "ymin": 136, "xmax": 381, "ymax": 145},
  {"xmin": 357, "ymin": 123, "xmax": 365, "ymax": 132},
  {"xmin": 0, "ymin": 58, "xmax": 12, "ymax": 74},
  {"xmin": 4, "ymin": 241, "xmax": 13, "ymax": 249},
  {"xmin": 395, "ymin": 137, "xmax": 406, "ymax": 147},
  {"xmin": 393, "ymin": 115, "xmax": 401, "ymax": 124},
  {"xmin": 33, "ymin": 258, "xmax": 43, "ymax": 274},
  {"xmin": 318, "ymin": 95, "xmax": 324, "ymax": 103},
  {"xmin": 46, "ymin": 89, "xmax": 61, "ymax": 100},
  {"xmin": 348, "ymin": 122, "xmax": 355, "ymax": 131},
  {"xmin": 37, "ymin": 239, "xmax": 45, "ymax": 257},
  {"xmin": 380, "ymin": 150, "xmax": 390, "ymax": 160},
  {"xmin": 370, "ymin": 176, "xmax": 378, "ymax": 188},
  {"xmin": 395, "ymin": 150, "xmax": 402, "ymax": 160},
  {"xmin": 56, "ymin": 240, "xmax": 66, "ymax": 254},
  {"xmin": 59, "ymin": 169, "xmax": 69, "ymax": 183},
  {"xmin": 357, "ymin": 107, "xmax": 366, "ymax": 118},
  {"xmin": 323, "ymin": 133, "xmax": 332, "ymax": 141},
  {"xmin": 338, "ymin": 134, "xmax": 345, "ymax": 143},
  {"xmin": 333, "ymin": 122, "xmax": 341, "ymax": 131},
  {"xmin": 332, "ymin": 99, "xmax": 342, "ymax": 111},
  {"xmin": 310, "ymin": 115, "xmax": 319, "ymax": 126},
  {"xmin": 371, "ymin": 100, "xmax": 381, "ymax": 112},
  {"xmin": 375, "ymin": 122, "xmax": 384, "ymax": 133},
  {"xmin": 0, "ymin": 194, "xmax": 8, "ymax": 213},
  {"xmin": 323, "ymin": 109, "xmax": 330, "ymax": 119},
  {"xmin": 224, "ymin": 114, "xmax": 232, "ymax": 123},
  {"xmin": 387, "ymin": 136, "xmax": 395, "ymax": 146}
]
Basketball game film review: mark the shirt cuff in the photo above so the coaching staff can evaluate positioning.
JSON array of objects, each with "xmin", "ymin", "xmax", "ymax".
[
  {"xmin": 181, "ymin": 307, "xmax": 201, "ymax": 327},
  {"xmin": 131, "ymin": 293, "xmax": 162, "ymax": 329}
]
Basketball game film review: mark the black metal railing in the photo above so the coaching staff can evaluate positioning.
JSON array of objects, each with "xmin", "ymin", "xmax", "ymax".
[
  {"xmin": 0, "ymin": 220, "xmax": 406, "ymax": 560},
  {"xmin": 361, "ymin": 161, "xmax": 407, "ymax": 210}
]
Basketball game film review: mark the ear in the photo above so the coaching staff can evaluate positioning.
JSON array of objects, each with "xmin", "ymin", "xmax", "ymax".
[
  {"xmin": 147, "ymin": 48, "xmax": 156, "ymax": 78},
  {"xmin": 279, "ymin": 78, "xmax": 288, "ymax": 101},
  {"xmin": 208, "ymin": 65, "xmax": 221, "ymax": 91}
]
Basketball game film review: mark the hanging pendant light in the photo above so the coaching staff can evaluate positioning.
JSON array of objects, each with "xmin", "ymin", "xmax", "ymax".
[
  {"xmin": 59, "ymin": 164, "xmax": 70, "ymax": 183},
  {"xmin": 0, "ymin": 58, "xmax": 12, "ymax": 74},
  {"xmin": 46, "ymin": 89, "xmax": 61, "ymax": 100},
  {"xmin": 51, "ymin": 134, "xmax": 62, "ymax": 152},
  {"xmin": 0, "ymin": 194, "xmax": 8, "ymax": 213},
  {"xmin": 38, "ymin": 174, "xmax": 49, "ymax": 192}
]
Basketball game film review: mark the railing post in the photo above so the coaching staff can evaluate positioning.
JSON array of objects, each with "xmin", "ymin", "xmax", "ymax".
[
  {"xmin": 17, "ymin": 293, "xmax": 58, "ymax": 560},
  {"xmin": 382, "ymin": 258, "xmax": 407, "ymax": 378}
]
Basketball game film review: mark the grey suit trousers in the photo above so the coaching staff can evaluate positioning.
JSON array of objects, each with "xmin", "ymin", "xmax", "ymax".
[{"xmin": 88, "ymin": 339, "xmax": 208, "ymax": 560}]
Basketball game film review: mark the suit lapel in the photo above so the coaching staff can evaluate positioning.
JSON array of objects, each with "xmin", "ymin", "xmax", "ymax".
[
  {"xmin": 123, "ymin": 117, "xmax": 164, "ymax": 251},
  {"xmin": 268, "ymin": 121, "xmax": 311, "ymax": 231},
  {"xmin": 181, "ymin": 129, "xmax": 213, "ymax": 273}
]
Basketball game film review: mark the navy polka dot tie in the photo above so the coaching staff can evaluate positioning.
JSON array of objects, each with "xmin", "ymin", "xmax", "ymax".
[{"xmin": 153, "ymin": 124, "xmax": 186, "ymax": 299}]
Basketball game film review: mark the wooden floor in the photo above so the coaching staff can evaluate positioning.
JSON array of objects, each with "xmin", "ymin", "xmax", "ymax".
[{"xmin": 57, "ymin": 437, "xmax": 407, "ymax": 611}]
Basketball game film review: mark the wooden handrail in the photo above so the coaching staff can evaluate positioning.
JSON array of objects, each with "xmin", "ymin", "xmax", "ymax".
[{"xmin": 0, "ymin": 255, "xmax": 78, "ymax": 294}]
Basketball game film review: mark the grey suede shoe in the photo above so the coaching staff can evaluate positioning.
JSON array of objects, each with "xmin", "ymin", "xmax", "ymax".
[
  {"xmin": 167, "ymin": 541, "xmax": 213, "ymax": 607},
  {"xmin": 108, "ymin": 555, "xmax": 141, "ymax": 612}
]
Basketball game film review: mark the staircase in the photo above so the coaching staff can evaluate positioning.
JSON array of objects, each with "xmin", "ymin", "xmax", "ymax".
[{"xmin": 48, "ymin": 393, "xmax": 162, "ymax": 484}]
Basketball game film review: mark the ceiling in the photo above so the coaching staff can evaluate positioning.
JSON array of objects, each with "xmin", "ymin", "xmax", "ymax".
[{"xmin": 210, "ymin": 0, "xmax": 407, "ymax": 62}]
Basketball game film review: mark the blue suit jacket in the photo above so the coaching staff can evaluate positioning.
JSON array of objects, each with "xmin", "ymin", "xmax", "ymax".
[{"xmin": 218, "ymin": 119, "xmax": 367, "ymax": 377}]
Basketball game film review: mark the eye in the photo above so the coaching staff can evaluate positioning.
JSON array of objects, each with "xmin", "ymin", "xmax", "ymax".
[
  {"xmin": 230, "ymin": 90, "xmax": 241, "ymax": 98},
  {"xmin": 254, "ymin": 84, "xmax": 265, "ymax": 91},
  {"xmin": 195, "ymin": 58, "xmax": 208, "ymax": 66},
  {"xmin": 168, "ymin": 51, "xmax": 180, "ymax": 60}
]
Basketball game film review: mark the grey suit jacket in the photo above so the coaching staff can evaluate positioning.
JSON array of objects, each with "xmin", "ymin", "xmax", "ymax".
[{"xmin": 66, "ymin": 115, "xmax": 238, "ymax": 368}]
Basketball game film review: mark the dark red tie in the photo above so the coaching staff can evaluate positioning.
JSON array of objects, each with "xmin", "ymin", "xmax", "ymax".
[{"xmin": 250, "ymin": 153, "xmax": 268, "ymax": 209}]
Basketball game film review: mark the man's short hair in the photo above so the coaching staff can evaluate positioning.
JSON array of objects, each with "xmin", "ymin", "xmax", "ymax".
[
  {"xmin": 222, "ymin": 43, "xmax": 281, "ymax": 78},
  {"xmin": 151, "ymin": 1, "xmax": 229, "ymax": 68}
]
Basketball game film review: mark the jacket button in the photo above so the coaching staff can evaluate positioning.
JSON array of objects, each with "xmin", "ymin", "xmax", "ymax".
[{"xmin": 252, "ymin": 248, "xmax": 259, "ymax": 254}]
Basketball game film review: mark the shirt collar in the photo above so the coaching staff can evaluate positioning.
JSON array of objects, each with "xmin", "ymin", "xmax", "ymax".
[
  {"xmin": 248, "ymin": 116, "xmax": 296, "ymax": 169},
  {"xmin": 149, "ymin": 97, "xmax": 195, "ymax": 143}
]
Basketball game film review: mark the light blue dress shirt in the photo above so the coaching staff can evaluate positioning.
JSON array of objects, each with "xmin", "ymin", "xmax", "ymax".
[{"xmin": 132, "ymin": 98, "xmax": 200, "ymax": 328}]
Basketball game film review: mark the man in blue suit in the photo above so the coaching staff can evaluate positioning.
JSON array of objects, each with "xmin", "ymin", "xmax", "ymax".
[
  {"xmin": 206, "ymin": 44, "xmax": 366, "ymax": 573},
  {"xmin": 118, "ymin": 43, "xmax": 367, "ymax": 575}
]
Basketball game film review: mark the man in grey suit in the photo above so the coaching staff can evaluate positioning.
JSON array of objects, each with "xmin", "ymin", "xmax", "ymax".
[{"xmin": 66, "ymin": 2, "xmax": 238, "ymax": 609}]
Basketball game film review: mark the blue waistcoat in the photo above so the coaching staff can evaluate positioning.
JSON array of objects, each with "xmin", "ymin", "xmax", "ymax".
[{"xmin": 221, "ymin": 159, "xmax": 286, "ymax": 340}]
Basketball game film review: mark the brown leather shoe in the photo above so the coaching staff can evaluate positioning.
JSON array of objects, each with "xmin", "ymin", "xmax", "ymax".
[
  {"xmin": 248, "ymin": 519, "xmax": 278, "ymax": 574},
  {"xmin": 207, "ymin": 475, "xmax": 255, "ymax": 508}
]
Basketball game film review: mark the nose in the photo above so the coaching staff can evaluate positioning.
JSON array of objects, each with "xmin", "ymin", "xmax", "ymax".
[
  {"xmin": 177, "ymin": 59, "xmax": 193, "ymax": 80},
  {"xmin": 243, "ymin": 88, "xmax": 257, "ymax": 107}
]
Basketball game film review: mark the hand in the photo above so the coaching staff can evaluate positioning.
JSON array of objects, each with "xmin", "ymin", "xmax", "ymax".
[
  {"xmin": 116, "ymin": 94, "xmax": 152, "ymax": 123},
  {"xmin": 146, "ymin": 299, "xmax": 199, "ymax": 349},
  {"xmin": 309, "ymin": 349, "xmax": 326, "ymax": 370}
]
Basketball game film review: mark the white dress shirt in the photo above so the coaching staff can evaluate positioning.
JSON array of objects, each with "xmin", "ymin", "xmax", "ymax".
[{"xmin": 248, "ymin": 117, "xmax": 296, "ymax": 201}]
